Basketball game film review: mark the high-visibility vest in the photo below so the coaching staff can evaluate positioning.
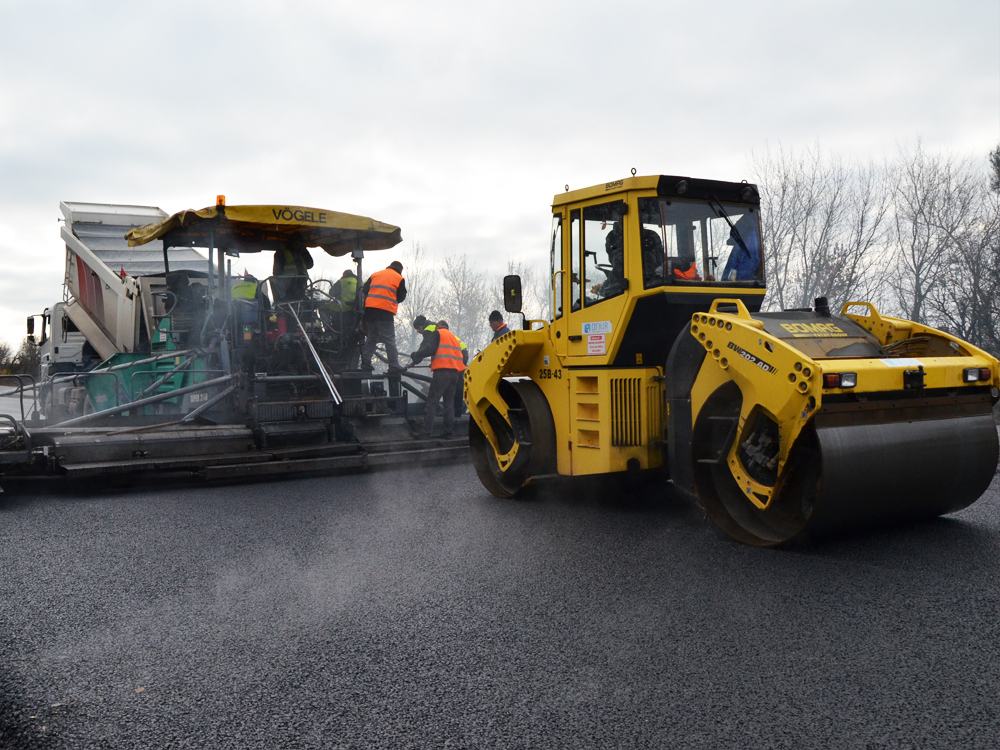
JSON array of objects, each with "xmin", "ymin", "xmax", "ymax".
[
  {"xmin": 231, "ymin": 280, "xmax": 258, "ymax": 300},
  {"xmin": 337, "ymin": 276, "xmax": 357, "ymax": 307},
  {"xmin": 365, "ymin": 268, "xmax": 403, "ymax": 314},
  {"xmin": 424, "ymin": 324, "xmax": 467, "ymax": 362},
  {"xmin": 277, "ymin": 248, "xmax": 309, "ymax": 277},
  {"xmin": 431, "ymin": 328, "xmax": 467, "ymax": 372},
  {"xmin": 674, "ymin": 260, "xmax": 698, "ymax": 280}
]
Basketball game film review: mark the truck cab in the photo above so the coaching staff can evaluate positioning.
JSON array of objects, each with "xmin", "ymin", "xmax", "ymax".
[{"xmin": 30, "ymin": 302, "xmax": 97, "ymax": 379}]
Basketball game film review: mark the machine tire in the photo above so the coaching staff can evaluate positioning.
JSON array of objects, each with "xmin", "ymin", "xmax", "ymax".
[
  {"xmin": 469, "ymin": 379, "xmax": 556, "ymax": 498},
  {"xmin": 691, "ymin": 381, "xmax": 819, "ymax": 546}
]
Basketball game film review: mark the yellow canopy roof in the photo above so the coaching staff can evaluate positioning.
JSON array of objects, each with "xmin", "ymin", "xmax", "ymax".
[{"xmin": 125, "ymin": 204, "xmax": 402, "ymax": 256}]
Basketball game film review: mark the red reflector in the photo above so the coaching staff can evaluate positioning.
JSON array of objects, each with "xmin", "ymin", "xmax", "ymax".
[
  {"xmin": 980, "ymin": 368, "xmax": 992, "ymax": 382},
  {"xmin": 823, "ymin": 373, "xmax": 840, "ymax": 388}
]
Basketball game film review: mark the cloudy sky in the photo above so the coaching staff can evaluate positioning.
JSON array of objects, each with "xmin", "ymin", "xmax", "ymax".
[{"xmin": 1, "ymin": 0, "xmax": 997, "ymax": 345}]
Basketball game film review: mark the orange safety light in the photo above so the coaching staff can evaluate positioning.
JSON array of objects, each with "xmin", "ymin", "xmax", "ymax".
[{"xmin": 216, "ymin": 195, "xmax": 226, "ymax": 207}]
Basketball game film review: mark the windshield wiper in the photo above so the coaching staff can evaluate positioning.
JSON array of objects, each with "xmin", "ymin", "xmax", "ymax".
[{"xmin": 707, "ymin": 195, "xmax": 751, "ymax": 258}]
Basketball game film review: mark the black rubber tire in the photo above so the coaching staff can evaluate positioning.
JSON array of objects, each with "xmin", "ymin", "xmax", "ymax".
[{"xmin": 469, "ymin": 380, "xmax": 556, "ymax": 498}]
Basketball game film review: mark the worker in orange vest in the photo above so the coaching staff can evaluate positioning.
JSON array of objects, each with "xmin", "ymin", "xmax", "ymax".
[
  {"xmin": 409, "ymin": 320, "xmax": 467, "ymax": 439},
  {"xmin": 360, "ymin": 260, "xmax": 406, "ymax": 371}
]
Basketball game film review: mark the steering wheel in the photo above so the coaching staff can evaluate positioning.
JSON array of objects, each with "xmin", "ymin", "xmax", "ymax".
[{"xmin": 306, "ymin": 279, "xmax": 335, "ymax": 300}]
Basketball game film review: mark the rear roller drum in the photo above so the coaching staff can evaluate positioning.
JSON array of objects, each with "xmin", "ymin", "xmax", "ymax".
[{"xmin": 469, "ymin": 380, "xmax": 556, "ymax": 498}]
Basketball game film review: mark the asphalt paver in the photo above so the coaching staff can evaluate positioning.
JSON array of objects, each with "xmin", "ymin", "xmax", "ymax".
[{"xmin": 1, "ymin": 463, "xmax": 998, "ymax": 749}]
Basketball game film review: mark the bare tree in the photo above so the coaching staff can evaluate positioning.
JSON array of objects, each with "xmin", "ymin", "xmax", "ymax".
[
  {"xmin": 890, "ymin": 144, "xmax": 981, "ymax": 324},
  {"xmin": 6, "ymin": 338, "xmax": 40, "ymax": 377},
  {"xmin": 394, "ymin": 241, "xmax": 440, "ymax": 355},
  {"xmin": 750, "ymin": 144, "xmax": 892, "ymax": 312},
  {"xmin": 493, "ymin": 258, "xmax": 550, "ymax": 330},
  {"xmin": 920, "ymin": 180, "xmax": 1000, "ymax": 354},
  {"xmin": 438, "ymin": 253, "xmax": 492, "ymax": 353},
  {"xmin": 0, "ymin": 339, "xmax": 13, "ymax": 373},
  {"xmin": 989, "ymin": 144, "xmax": 1000, "ymax": 194}
]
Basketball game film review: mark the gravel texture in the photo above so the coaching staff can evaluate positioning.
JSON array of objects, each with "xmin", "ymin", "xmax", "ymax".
[{"xmin": 1, "ymin": 463, "xmax": 999, "ymax": 749}]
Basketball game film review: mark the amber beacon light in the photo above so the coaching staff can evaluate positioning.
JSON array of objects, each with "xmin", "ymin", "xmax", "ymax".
[{"xmin": 216, "ymin": 195, "xmax": 226, "ymax": 207}]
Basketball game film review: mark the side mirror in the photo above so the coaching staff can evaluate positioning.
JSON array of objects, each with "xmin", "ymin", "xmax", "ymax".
[
  {"xmin": 26, "ymin": 316, "xmax": 34, "ymax": 336},
  {"xmin": 503, "ymin": 275, "xmax": 522, "ymax": 314}
]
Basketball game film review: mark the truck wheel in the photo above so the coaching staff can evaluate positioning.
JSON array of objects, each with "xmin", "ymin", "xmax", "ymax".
[{"xmin": 469, "ymin": 379, "xmax": 556, "ymax": 498}]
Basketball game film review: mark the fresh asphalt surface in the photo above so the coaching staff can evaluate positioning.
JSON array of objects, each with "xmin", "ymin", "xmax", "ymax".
[{"xmin": 1, "ymin": 461, "xmax": 999, "ymax": 749}]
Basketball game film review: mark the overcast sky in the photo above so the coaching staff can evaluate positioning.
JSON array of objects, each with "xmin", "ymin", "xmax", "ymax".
[{"xmin": 1, "ymin": 0, "xmax": 998, "ymax": 346}]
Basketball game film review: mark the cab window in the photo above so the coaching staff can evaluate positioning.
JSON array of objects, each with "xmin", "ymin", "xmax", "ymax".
[
  {"xmin": 639, "ymin": 197, "xmax": 762, "ymax": 287},
  {"xmin": 582, "ymin": 201, "xmax": 627, "ymax": 306},
  {"xmin": 550, "ymin": 214, "xmax": 563, "ymax": 320},
  {"xmin": 570, "ymin": 210, "xmax": 581, "ymax": 312}
]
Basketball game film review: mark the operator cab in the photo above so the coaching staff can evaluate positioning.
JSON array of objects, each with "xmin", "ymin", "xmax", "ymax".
[{"xmin": 548, "ymin": 174, "xmax": 766, "ymax": 366}]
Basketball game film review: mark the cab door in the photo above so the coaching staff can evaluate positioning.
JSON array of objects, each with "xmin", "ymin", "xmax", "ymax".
[
  {"xmin": 551, "ymin": 210, "xmax": 569, "ymax": 357},
  {"xmin": 563, "ymin": 199, "xmax": 629, "ymax": 362}
]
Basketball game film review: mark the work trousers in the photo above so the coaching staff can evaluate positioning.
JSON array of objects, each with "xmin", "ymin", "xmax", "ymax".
[
  {"xmin": 361, "ymin": 310, "xmax": 399, "ymax": 369},
  {"xmin": 422, "ymin": 368, "xmax": 461, "ymax": 437}
]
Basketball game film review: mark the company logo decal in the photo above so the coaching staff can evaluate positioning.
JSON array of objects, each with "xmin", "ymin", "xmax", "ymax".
[
  {"xmin": 272, "ymin": 208, "xmax": 328, "ymax": 223},
  {"xmin": 780, "ymin": 322, "xmax": 847, "ymax": 338}
]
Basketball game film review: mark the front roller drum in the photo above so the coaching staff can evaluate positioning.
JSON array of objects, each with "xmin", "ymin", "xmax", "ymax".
[
  {"xmin": 469, "ymin": 379, "xmax": 556, "ymax": 498},
  {"xmin": 694, "ymin": 398, "xmax": 999, "ymax": 546}
]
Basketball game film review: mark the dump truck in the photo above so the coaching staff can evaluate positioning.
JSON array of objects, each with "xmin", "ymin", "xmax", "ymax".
[
  {"xmin": 465, "ymin": 174, "xmax": 1000, "ymax": 545},
  {"xmin": 0, "ymin": 199, "xmax": 465, "ymax": 487}
]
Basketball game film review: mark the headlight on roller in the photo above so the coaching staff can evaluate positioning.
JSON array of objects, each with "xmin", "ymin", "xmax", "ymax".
[{"xmin": 963, "ymin": 367, "xmax": 992, "ymax": 383}]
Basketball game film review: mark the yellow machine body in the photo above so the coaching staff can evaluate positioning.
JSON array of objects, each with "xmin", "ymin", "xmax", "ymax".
[{"xmin": 465, "ymin": 174, "xmax": 1000, "ymax": 544}]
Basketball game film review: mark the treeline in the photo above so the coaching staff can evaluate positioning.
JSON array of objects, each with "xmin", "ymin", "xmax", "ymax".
[
  {"xmin": 0, "ymin": 338, "xmax": 39, "ymax": 377},
  {"xmin": 753, "ymin": 142, "xmax": 1000, "ymax": 356}
]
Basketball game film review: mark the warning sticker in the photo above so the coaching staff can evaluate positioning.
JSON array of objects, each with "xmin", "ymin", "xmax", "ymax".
[
  {"xmin": 587, "ymin": 334, "xmax": 607, "ymax": 356},
  {"xmin": 880, "ymin": 358, "xmax": 923, "ymax": 367}
]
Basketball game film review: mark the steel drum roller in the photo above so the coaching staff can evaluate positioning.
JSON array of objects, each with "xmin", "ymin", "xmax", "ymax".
[{"xmin": 696, "ymin": 409, "xmax": 999, "ymax": 546}]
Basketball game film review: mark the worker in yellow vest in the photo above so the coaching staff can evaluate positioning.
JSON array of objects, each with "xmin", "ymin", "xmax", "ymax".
[
  {"xmin": 331, "ymin": 269, "xmax": 357, "ymax": 310},
  {"xmin": 360, "ymin": 260, "xmax": 406, "ymax": 371},
  {"xmin": 271, "ymin": 236, "xmax": 314, "ymax": 302},
  {"xmin": 409, "ymin": 319, "xmax": 466, "ymax": 439}
]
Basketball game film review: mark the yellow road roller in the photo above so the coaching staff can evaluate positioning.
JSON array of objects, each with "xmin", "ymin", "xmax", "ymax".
[{"xmin": 465, "ymin": 174, "xmax": 1000, "ymax": 545}]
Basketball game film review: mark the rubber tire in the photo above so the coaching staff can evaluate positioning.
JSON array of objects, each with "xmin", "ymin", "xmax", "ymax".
[{"xmin": 469, "ymin": 380, "xmax": 556, "ymax": 498}]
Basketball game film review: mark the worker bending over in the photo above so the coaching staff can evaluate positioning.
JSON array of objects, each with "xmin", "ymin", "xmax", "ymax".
[
  {"xmin": 413, "ymin": 315, "xmax": 468, "ymax": 417},
  {"xmin": 361, "ymin": 261, "xmax": 406, "ymax": 371},
  {"xmin": 410, "ymin": 319, "xmax": 467, "ymax": 439}
]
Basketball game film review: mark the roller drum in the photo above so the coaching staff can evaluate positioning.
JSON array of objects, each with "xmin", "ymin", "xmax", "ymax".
[
  {"xmin": 809, "ymin": 414, "xmax": 999, "ymax": 534},
  {"xmin": 695, "ymin": 404, "xmax": 999, "ymax": 545}
]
